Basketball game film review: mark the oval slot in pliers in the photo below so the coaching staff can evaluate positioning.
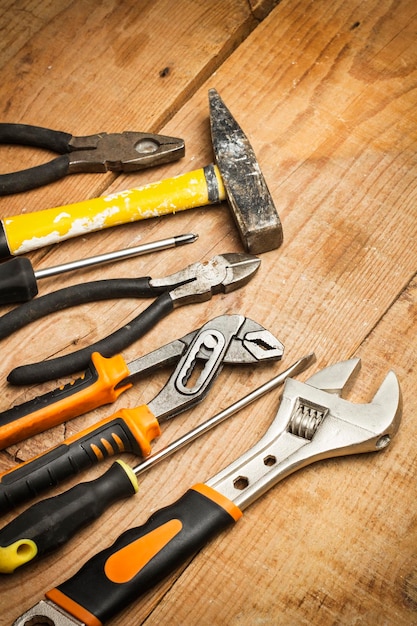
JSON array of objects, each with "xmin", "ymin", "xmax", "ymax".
[
  {"xmin": 0, "ymin": 314, "xmax": 285, "ymax": 511},
  {"xmin": 3, "ymin": 252, "xmax": 261, "ymax": 385},
  {"xmin": 0, "ymin": 123, "xmax": 185, "ymax": 195}
]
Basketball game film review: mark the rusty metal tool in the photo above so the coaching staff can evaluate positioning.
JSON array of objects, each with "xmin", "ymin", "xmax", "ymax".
[
  {"xmin": 3, "ymin": 252, "xmax": 260, "ymax": 386},
  {"xmin": 0, "ymin": 233, "xmax": 197, "ymax": 304},
  {"xmin": 0, "ymin": 124, "xmax": 185, "ymax": 195},
  {"xmin": 0, "ymin": 90, "xmax": 282, "ymax": 258},
  {"xmin": 10, "ymin": 358, "xmax": 401, "ymax": 624},
  {"xmin": 0, "ymin": 313, "xmax": 283, "ymax": 477},
  {"xmin": 0, "ymin": 354, "xmax": 311, "ymax": 574}
]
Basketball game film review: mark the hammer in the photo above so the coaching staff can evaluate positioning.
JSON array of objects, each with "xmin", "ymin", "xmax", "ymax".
[{"xmin": 0, "ymin": 90, "xmax": 283, "ymax": 259}]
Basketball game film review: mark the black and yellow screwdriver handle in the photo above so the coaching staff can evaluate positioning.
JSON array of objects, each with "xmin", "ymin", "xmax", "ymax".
[
  {"xmin": 0, "ymin": 353, "xmax": 132, "ymax": 450},
  {"xmin": 45, "ymin": 485, "xmax": 241, "ymax": 626},
  {"xmin": 0, "ymin": 403, "xmax": 161, "ymax": 513}
]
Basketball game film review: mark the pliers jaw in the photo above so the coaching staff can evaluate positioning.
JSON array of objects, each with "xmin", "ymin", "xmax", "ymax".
[
  {"xmin": 146, "ymin": 314, "xmax": 284, "ymax": 422},
  {"xmin": 67, "ymin": 131, "xmax": 185, "ymax": 173},
  {"xmin": 150, "ymin": 252, "xmax": 261, "ymax": 306}
]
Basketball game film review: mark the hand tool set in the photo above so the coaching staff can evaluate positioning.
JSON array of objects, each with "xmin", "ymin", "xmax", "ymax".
[
  {"xmin": 0, "ymin": 354, "xmax": 313, "ymax": 574},
  {"xmin": 0, "ymin": 314, "xmax": 284, "ymax": 509},
  {"xmin": 10, "ymin": 358, "xmax": 402, "ymax": 626},
  {"xmin": 1, "ymin": 251, "xmax": 260, "ymax": 384},
  {"xmin": 0, "ymin": 90, "xmax": 282, "ymax": 258},
  {"xmin": 0, "ymin": 88, "xmax": 402, "ymax": 626}
]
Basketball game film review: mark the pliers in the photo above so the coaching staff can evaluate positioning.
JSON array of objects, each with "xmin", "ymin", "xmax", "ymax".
[
  {"xmin": 2, "ymin": 252, "xmax": 260, "ymax": 385},
  {"xmin": 0, "ymin": 123, "xmax": 185, "ymax": 195},
  {"xmin": 0, "ymin": 314, "xmax": 284, "ymax": 511}
]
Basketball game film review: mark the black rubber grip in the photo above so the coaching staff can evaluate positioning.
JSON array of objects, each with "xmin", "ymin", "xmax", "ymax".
[
  {"xmin": 0, "ymin": 257, "xmax": 38, "ymax": 304},
  {"xmin": 0, "ymin": 222, "xmax": 10, "ymax": 259},
  {"xmin": 0, "ymin": 417, "xmax": 145, "ymax": 512},
  {"xmin": 8, "ymin": 291, "xmax": 174, "ymax": 384},
  {"xmin": 0, "ymin": 124, "xmax": 72, "ymax": 152},
  {"xmin": 0, "ymin": 277, "xmax": 154, "ymax": 340},
  {"xmin": 0, "ymin": 124, "xmax": 73, "ymax": 195},
  {"xmin": 0, "ymin": 461, "xmax": 137, "ymax": 567},
  {"xmin": 50, "ymin": 487, "xmax": 239, "ymax": 624},
  {"xmin": 0, "ymin": 156, "xmax": 70, "ymax": 195}
]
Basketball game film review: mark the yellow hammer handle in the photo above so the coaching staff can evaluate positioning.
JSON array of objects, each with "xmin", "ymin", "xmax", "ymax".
[{"xmin": 1, "ymin": 165, "xmax": 225, "ymax": 256}]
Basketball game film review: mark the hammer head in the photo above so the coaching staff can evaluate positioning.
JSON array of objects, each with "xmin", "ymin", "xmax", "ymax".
[{"xmin": 209, "ymin": 89, "xmax": 283, "ymax": 254}]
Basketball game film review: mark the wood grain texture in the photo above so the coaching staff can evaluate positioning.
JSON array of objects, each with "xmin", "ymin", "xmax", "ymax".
[{"xmin": 0, "ymin": 0, "xmax": 416, "ymax": 624}]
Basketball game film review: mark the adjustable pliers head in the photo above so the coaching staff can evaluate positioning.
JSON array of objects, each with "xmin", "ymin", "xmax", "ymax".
[{"xmin": 147, "ymin": 314, "xmax": 284, "ymax": 421}]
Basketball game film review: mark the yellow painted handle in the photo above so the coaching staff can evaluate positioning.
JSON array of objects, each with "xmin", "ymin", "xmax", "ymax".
[{"xmin": 2, "ymin": 165, "xmax": 225, "ymax": 256}]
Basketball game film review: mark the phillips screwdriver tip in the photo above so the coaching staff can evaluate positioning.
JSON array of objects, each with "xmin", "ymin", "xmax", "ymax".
[{"xmin": 174, "ymin": 233, "xmax": 199, "ymax": 245}]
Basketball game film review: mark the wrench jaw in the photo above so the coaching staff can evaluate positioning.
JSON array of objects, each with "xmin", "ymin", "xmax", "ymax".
[
  {"xmin": 206, "ymin": 360, "xmax": 402, "ymax": 511},
  {"xmin": 12, "ymin": 599, "xmax": 83, "ymax": 626},
  {"xmin": 305, "ymin": 357, "xmax": 361, "ymax": 395}
]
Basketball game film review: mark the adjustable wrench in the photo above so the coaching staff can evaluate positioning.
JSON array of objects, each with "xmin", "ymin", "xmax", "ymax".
[{"xmin": 11, "ymin": 358, "xmax": 402, "ymax": 625}]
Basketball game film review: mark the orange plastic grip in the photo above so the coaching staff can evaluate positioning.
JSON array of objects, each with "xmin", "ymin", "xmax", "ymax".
[
  {"xmin": 0, "ymin": 404, "xmax": 161, "ymax": 512},
  {"xmin": 0, "ymin": 352, "xmax": 131, "ymax": 449}
]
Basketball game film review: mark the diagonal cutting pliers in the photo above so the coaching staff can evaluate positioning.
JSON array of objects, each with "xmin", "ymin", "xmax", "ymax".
[
  {"xmin": 2, "ymin": 252, "xmax": 260, "ymax": 385},
  {"xmin": 0, "ymin": 314, "xmax": 284, "ymax": 512},
  {"xmin": 0, "ymin": 123, "xmax": 185, "ymax": 195}
]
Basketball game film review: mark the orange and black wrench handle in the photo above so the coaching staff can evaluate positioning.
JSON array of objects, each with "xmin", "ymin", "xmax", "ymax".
[
  {"xmin": 45, "ymin": 485, "xmax": 241, "ymax": 626},
  {"xmin": 0, "ymin": 404, "xmax": 160, "ymax": 513},
  {"xmin": 0, "ymin": 353, "xmax": 133, "ymax": 450}
]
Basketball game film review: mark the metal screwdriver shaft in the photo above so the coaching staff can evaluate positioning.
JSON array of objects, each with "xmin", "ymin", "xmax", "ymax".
[
  {"xmin": 132, "ymin": 353, "xmax": 316, "ymax": 477},
  {"xmin": 34, "ymin": 233, "xmax": 198, "ymax": 279},
  {"xmin": 0, "ymin": 233, "xmax": 198, "ymax": 305}
]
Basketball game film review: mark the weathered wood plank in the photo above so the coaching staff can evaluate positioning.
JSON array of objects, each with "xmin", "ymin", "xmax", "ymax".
[{"xmin": 0, "ymin": 0, "xmax": 416, "ymax": 624}]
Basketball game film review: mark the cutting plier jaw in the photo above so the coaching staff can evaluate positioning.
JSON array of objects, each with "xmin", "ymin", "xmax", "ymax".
[{"xmin": 150, "ymin": 252, "xmax": 261, "ymax": 306}]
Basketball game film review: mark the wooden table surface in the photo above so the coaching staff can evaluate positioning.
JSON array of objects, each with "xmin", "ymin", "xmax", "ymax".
[{"xmin": 0, "ymin": 0, "xmax": 416, "ymax": 624}]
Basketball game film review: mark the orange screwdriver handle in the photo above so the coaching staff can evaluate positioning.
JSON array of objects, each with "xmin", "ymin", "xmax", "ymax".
[
  {"xmin": 0, "ymin": 404, "xmax": 160, "ymax": 513},
  {"xmin": 0, "ymin": 352, "xmax": 131, "ymax": 449}
]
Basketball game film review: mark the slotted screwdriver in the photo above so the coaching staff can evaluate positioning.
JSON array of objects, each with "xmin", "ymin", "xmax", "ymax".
[{"xmin": 0, "ymin": 233, "xmax": 197, "ymax": 305}]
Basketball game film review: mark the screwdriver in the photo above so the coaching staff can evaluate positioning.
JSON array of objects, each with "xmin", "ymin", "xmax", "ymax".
[
  {"xmin": 0, "ymin": 233, "xmax": 197, "ymax": 304},
  {"xmin": 0, "ymin": 354, "xmax": 315, "ymax": 574}
]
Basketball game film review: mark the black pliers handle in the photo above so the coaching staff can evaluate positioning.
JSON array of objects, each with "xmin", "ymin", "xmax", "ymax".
[
  {"xmin": 3, "ymin": 253, "xmax": 261, "ymax": 385},
  {"xmin": 0, "ymin": 123, "xmax": 185, "ymax": 195}
]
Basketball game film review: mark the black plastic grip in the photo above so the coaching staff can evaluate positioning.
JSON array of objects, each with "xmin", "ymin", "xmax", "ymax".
[
  {"xmin": 0, "ymin": 257, "xmax": 38, "ymax": 304},
  {"xmin": 0, "ymin": 416, "xmax": 147, "ymax": 512},
  {"xmin": 49, "ymin": 487, "xmax": 239, "ymax": 624},
  {"xmin": 0, "ymin": 123, "xmax": 72, "ymax": 152},
  {"xmin": 7, "ymin": 289, "xmax": 174, "ymax": 385},
  {"xmin": 0, "ymin": 461, "xmax": 137, "ymax": 572},
  {"xmin": 0, "ymin": 362, "xmax": 102, "ymax": 433}
]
